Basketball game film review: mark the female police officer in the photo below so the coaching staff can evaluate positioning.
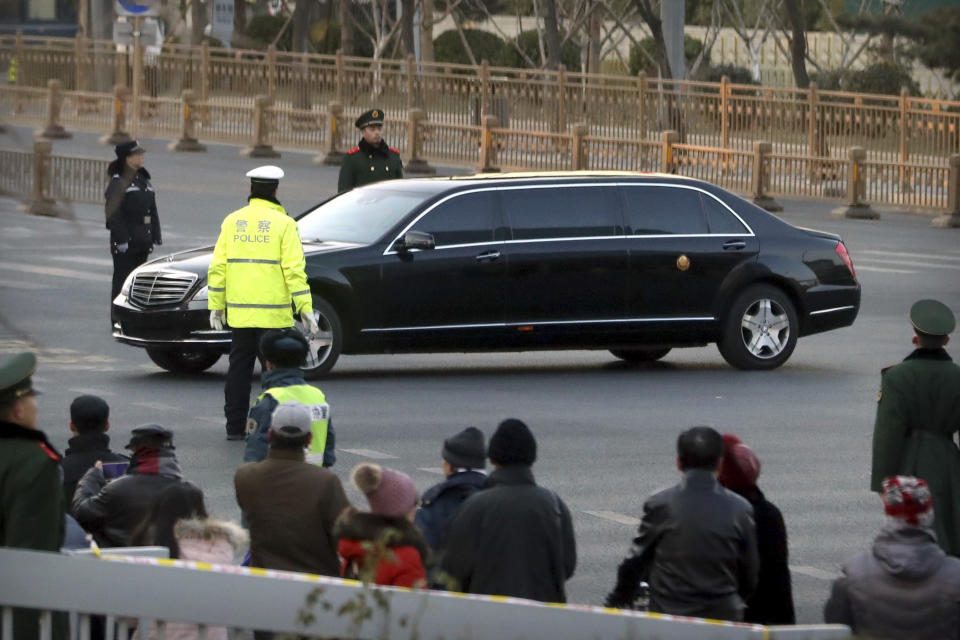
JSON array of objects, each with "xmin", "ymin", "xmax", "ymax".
[{"xmin": 105, "ymin": 140, "xmax": 162, "ymax": 301}]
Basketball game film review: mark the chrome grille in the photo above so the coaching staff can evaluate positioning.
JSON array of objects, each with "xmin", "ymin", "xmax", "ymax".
[{"xmin": 129, "ymin": 270, "xmax": 198, "ymax": 308}]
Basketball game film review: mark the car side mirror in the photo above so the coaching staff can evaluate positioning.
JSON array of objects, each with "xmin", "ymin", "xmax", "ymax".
[{"xmin": 396, "ymin": 230, "xmax": 435, "ymax": 252}]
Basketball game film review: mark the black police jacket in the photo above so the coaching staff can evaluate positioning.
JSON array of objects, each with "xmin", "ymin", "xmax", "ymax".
[{"xmin": 105, "ymin": 167, "xmax": 161, "ymax": 252}]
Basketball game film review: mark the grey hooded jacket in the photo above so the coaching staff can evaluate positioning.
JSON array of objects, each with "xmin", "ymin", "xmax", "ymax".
[{"xmin": 824, "ymin": 523, "xmax": 960, "ymax": 639}]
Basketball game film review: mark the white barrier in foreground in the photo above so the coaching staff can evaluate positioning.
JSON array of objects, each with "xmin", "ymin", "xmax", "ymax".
[{"xmin": 0, "ymin": 548, "xmax": 849, "ymax": 640}]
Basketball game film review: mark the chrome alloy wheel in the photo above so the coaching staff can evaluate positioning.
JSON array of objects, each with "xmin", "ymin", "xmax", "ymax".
[{"xmin": 739, "ymin": 298, "xmax": 792, "ymax": 359}]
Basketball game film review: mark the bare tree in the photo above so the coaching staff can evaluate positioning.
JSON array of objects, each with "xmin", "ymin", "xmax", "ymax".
[
  {"xmin": 542, "ymin": 0, "xmax": 563, "ymax": 69},
  {"xmin": 340, "ymin": 0, "xmax": 355, "ymax": 55},
  {"xmin": 631, "ymin": 0, "xmax": 672, "ymax": 78},
  {"xmin": 292, "ymin": 0, "xmax": 311, "ymax": 52},
  {"xmin": 782, "ymin": 0, "xmax": 810, "ymax": 88}
]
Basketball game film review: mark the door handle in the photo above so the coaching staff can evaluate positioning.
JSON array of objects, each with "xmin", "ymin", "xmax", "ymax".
[
  {"xmin": 722, "ymin": 240, "xmax": 746, "ymax": 251},
  {"xmin": 475, "ymin": 250, "xmax": 501, "ymax": 262}
]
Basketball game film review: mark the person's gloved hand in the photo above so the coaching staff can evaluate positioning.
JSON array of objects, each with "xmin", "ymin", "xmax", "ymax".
[
  {"xmin": 603, "ymin": 590, "xmax": 632, "ymax": 610},
  {"xmin": 210, "ymin": 309, "xmax": 226, "ymax": 331},
  {"xmin": 302, "ymin": 313, "xmax": 320, "ymax": 336},
  {"xmin": 115, "ymin": 242, "xmax": 129, "ymax": 254}
]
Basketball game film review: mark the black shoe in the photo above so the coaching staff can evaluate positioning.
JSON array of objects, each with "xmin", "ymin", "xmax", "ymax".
[{"xmin": 226, "ymin": 433, "xmax": 245, "ymax": 441}]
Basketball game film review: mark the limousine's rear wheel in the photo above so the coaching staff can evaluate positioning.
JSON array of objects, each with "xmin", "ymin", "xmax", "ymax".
[
  {"xmin": 718, "ymin": 284, "xmax": 798, "ymax": 370},
  {"xmin": 146, "ymin": 348, "xmax": 221, "ymax": 374},
  {"xmin": 298, "ymin": 296, "xmax": 342, "ymax": 378},
  {"xmin": 610, "ymin": 347, "xmax": 671, "ymax": 363}
]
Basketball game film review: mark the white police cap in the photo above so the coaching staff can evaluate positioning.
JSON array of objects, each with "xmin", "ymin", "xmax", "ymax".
[{"xmin": 246, "ymin": 165, "xmax": 284, "ymax": 182}]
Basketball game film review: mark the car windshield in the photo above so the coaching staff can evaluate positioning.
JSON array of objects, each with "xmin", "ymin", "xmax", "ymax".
[{"xmin": 297, "ymin": 187, "xmax": 435, "ymax": 244}]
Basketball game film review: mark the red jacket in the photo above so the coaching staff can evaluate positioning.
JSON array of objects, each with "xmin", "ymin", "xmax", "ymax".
[{"xmin": 334, "ymin": 507, "xmax": 428, "ymax": 588}]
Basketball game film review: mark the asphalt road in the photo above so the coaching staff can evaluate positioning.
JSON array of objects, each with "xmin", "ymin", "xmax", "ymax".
[{"xmin": 1, "ymin": 124, "xmax": 959, "ymax": 625}]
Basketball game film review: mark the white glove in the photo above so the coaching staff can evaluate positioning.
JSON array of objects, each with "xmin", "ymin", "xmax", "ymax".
[
  {"xmin": 209, "ymin": 309, "xmax": 226, "ymax": 331},
  {"xmin": 302, "ymin": 313, "xmax": 320, "ymax": 336},
  {"xmin": 115, "ymin": 242, "xmax": 129, "ymax": 254}
]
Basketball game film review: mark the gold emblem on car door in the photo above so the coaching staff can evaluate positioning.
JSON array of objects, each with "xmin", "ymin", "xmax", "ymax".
[{"xmin": 677, "ymin": 255, "xmax": 690, "ymax": 271}]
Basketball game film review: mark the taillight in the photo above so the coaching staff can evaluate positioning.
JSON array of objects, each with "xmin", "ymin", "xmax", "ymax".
[{"xmin": 835, "ymin": 241, "xmax": 856, "ymax": 279}]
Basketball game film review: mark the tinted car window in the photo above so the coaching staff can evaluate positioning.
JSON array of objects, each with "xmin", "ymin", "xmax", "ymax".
[
  {"xmin": 700, "ymin": 193, "xmax": 749, "ymax": 234},
  {"xmin": 410, "ymin": 191, "xmax": 496, "ymax": 246},
  {"xmin": 503, "ymin": 186, "xmax": 621, "ymax": 240},
  {"xmin": 298, "ymin": 187, "xmax": 435, "ymax": 244},
  {"xmin": 622, "ymin": 186, "xmax": 708, "ymax": 235}
]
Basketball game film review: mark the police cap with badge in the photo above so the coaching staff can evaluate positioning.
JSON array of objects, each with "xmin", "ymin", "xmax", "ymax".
[
  {"xmin": 0, "ymin": 352, "xmax": 42, "ymax": 407},
  {"xmin": 355, "ymin": 108, "xmax": 385, "ymax": 129},
  {"xmin": 115, "ymin": 139, "xmax": 145, "ymax": 160},
  {"xmin": 910, "ymin": 299, "xmax": 956, "ymax": 337}
]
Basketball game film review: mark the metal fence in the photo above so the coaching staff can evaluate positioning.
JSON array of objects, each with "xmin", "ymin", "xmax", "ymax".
[
  {"xmin": 0, "ymin": 547, "xmax": 852, "ymax": 640},
  {"xmin": 3, "ymin": 34, "xmax": 960, "ymax": 166}
]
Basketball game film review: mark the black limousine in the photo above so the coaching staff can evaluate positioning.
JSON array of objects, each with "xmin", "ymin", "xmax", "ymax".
[{"xmin": 112, "ymin": 172, "xmax": 860, "ymax": 374}]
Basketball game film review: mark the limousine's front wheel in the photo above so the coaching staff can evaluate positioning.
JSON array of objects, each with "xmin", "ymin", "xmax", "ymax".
[
  {"xmin": 297, "ymin": 296, "xmax": 343, "ymax": 378},
  {"xmin": 146, "ymin": 348, "xmax": 221, "ymax": 374},
  {"xmin": 610, "ymin": 347, "xmax": 671, "ymax": 363},
  {"xmin": 718, "ymin": 284, "xmax": 798, "ymax": 370}
]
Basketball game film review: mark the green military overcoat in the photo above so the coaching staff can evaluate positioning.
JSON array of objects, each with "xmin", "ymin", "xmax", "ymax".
[
  {"xmin": 0, "ymin": 419, "xmax": 66, "ymax": 640},
  {"xmin": 871, "ymin": 348, "xmax": 960, "ymax": 555},
  {"xmin": 337, "ymin": 139, "xmax": 403, "ymax": 192}
]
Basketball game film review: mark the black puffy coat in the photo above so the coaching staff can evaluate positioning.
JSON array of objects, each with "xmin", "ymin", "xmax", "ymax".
[
  {"xmin": 105, "ymin": 167, "xmax": 161, "ymax": 251},
  {"xmin": 736, "ymin": 487, "xmax": 795, "ymax": 625},
  {"xmin": 415, "ymin": 470, "xmax": 486, "ymax": 552},
  {"xmin": 442, "ymin": 465, "xmax": 577, "ymax": 603},
  {"xmin": 62, "ymin": 432, "xmax": 128, "ymax": 513}
]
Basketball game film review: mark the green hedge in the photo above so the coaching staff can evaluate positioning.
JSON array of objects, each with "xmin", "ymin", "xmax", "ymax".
[
  {"xmin": 497, "ymin": 30, "xmax": 581, "ymax": 70},
  {"xmin": 628, "ymin": 35, "xmax": 703, "ymax": 76},
  {"xmin": 434, "ymin": 29, "xmax": 506, "ymax": 66}
]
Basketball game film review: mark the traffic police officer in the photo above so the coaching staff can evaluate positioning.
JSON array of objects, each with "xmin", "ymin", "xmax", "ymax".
[
  {"xmin": 105, "ymin": 140, "xmax": 162, "ymax": 301},
  {"xmin": 871, "ymin": 299, "xmax": 960, "ymax": 555},
  {"xmin": 208, "ymin": 166, "xmax": 319, "ymax": 440},
  {"xmin": 337, "ymin": 108, "xmax": 404, "ymax": 192},
  {"xmin": 0, "ymin": 352, "xmax": 67, "ymax": 640},
  {"xmin": 243, "ymin": 329, "xmax": 334, "ymax": 466}
]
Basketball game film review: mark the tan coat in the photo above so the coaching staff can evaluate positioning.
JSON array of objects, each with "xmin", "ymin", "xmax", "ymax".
[{"xmin": 234, "ymin": 447, "xmax": 350, "ymax": 575}]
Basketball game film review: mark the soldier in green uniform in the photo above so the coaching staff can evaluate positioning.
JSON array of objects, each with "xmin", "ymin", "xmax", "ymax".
[
  {"xmin": 871, "ymin": 299, "xmax": 960, "ymax": 556},
  {"xmin": 337, "ymin": 108, "xmax": 404, "ymax": 193},
  {"xmin": 0, "ymin": 352, "xmax": 67, "ymax": 640}
]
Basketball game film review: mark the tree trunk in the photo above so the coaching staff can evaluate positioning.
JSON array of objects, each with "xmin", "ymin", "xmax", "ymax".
[
  {"xmin": 631, "ymin": 0, "xmax": 672, "ymax": 78},
  {"xmin": 292, "ymin": 0, "xmax": 309, "ymax": 52},
  {"xmin": 587, "ymin": 0, "xmax": 601, "ymax": 75},
  {"xmin": 542, "ymin": 0, "xmax": 562, "ymax": 70},
  {"xmin": 191, "ymin": 0, "xmax": 206, "ymax": 46},
  {"xmin": 233, "ymin": 0, "xmax": 245, "ymax": 44},
  {"xmin": 783, "ymin": 0, "xmax": 810, "ymax": 88},
  {"xmin": 340, "ymin": 0, "xmax": 355, "ymax": 55},
  {"xmin": 401, "ymin": 0, "xmax": 416, "ymax": 56},
  {"xmin": 420, "ymin": 0, "xmax": 434, "ymax": 62}
]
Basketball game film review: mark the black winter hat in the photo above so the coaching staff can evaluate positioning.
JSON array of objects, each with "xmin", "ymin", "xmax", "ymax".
[
  {"xmin": 126, "ymin": 424, "xmax": 174, "ymax": 450},
  {"xmin": 114, "ymin": 140, "xmax": 144, "ymax": 159},
  {"xmin": 442, "ymin": 427, "xmax": 486, "ymax": 469},
  {"xmin": 487, "ymin": 418, "xmax": 536, "ymax": 466},
  {"xmin": 259, "ymin": 328, "xmax": 309, "ymax": 366}
]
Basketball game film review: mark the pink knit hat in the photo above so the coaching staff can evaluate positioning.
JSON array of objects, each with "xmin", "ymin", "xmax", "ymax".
[{"xmin": 350, "ymin": 462, "xmax": 419, "ymax": 518}]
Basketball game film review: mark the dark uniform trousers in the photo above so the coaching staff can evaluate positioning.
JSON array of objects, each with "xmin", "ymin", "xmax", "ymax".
[
  {"xmin": 225, "ymin": 328, "xmax": 266, "ymax": 436},
  {"xmin": 111, "ymin": 249, "xmax": 151, "ymax": 300}
]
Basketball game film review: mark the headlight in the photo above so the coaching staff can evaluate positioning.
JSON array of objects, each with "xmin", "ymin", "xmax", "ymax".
[
  {"xmin": 192, "ymin": 286, "xmax": 208, "ymax": 302},
  {"xmin": 120, "ymin": 271, "xmax": 136, "ymax": 298}
]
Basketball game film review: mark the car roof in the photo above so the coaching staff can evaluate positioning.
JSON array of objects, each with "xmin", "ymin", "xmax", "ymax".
[{"xmin": 394, "ymin": 171, "xmax": 709, "ymax": 191}]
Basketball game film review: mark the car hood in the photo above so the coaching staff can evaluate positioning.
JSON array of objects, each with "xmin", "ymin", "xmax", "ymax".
[{"xmin": 140, "ymin": 240, "xmax": 364, "ymax": 280}]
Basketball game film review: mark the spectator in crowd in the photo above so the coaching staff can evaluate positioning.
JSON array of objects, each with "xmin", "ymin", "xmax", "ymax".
[
  {"xmin": 243, "ymin": 329, "xmax": 334, "ymax": 466},
  {"xmin": 62, "ymin": 395, "xmax": 128, "ymax": 511},
  {"xmin": 442, "ymin": 418, "xmax": 577, "ymax": 603},
  {"xmin": 871, "ymin": 298, "xmax": 960, "ymax": 556},
  {"xmin": 824, "ymin": 476, "xmax": 960, "ymax": 639},
  {"xmin": 717, "ymin": 433, "xmax": 795, "ymax": 624},
  {"xmin": 72, "ymin": 424, "xmax": 185, "ymax": 547},
  {"xmin": 0, "ymin": 352, "xmax": 66, "ymax": 640},
  {"xmin": 335, "ymin": 463, "xmax": 428, "ymax": 588},
  {"xmin": 415, "ymin": 427, "xmax": 487, "ymax": 554},
  {"xmin": 235, "ymin": 402, "xmax": 349, "ymax": 575},
  {"xmin": 131, "ymin": 482, "xmax": 247, "ymax": 640},
  {"xmin": 605, "ymin": 426, "xmax": 758, "ymax": 621}
]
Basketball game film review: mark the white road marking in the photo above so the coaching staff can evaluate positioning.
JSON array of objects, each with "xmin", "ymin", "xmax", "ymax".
[
  {"xmin": 417, "ymin": 467, "xmax": 446, "ymax": 475},
  {"xmin": 583, "ymin": 510, "xmax": 641, "ymax": 526},
  {"xmin": 68, "ymin": 388, "xmax": 117, "ymax": 396},
  {"xmin": 0, "ymin": 278, "xmax": 53, "ymax": 289},
  {"xmin": 50, "ymin": 256, "xmax": 114, "ymax": 267},
  {"xmin": 859, "ymin": 249, "xmax": 960, "ymax": 263},
  {"xmin": 339, "ymin": 448, "xmax": 400, "ymax": 460},
  {"xmin": 855, "ymin": 265, "xmax": 917, "ymax": 274},
  {"xmin": 858, "ymin": 257, "xmax": 960, "ymax": 270},
  {"xmin": 0, "ymin": 261, "xmax": 110, "ymax": 282},
  {"xmin": 789, "ymin": 565, "xmax": 837, "ymax": 581},
  {"xmin": 132, "ymin": 401, "xmax": 180, "ymax": 411},
  {"xmin": 195, "ymin": 416, "xmax": 225, "ymax": 425}
]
